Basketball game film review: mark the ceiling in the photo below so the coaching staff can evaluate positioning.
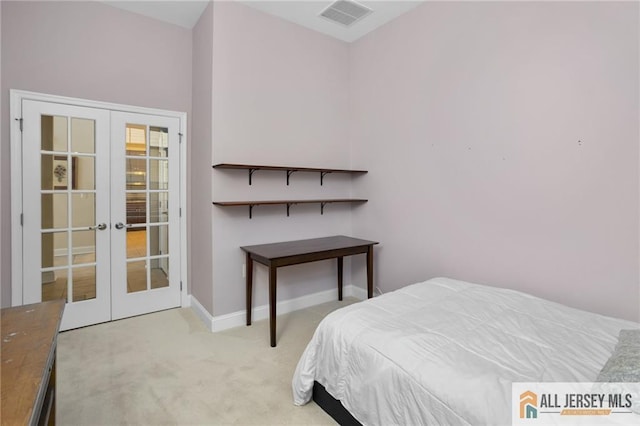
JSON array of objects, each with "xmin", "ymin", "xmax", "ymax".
[
  {"xmin": 103, "ymin": 1, "xmax": 424, "ymax": 43},
  {"xmin": 103, "ymin": 1, "xmax": 211, "ymax": 29}
]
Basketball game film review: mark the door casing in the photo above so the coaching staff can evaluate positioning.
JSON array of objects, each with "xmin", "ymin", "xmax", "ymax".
[{"xmin": 10, "ymin": 90, "xmax": 189, "ymax": 311}]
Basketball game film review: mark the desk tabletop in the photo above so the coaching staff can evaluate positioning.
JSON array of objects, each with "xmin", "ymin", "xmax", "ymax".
[
  {"xmin": 1, "ymin": 299, "xmax": 65, "ymax": 426},
  {"xmin": 241, "ymin": 235, "xmax": 378, "ymax": 260}
]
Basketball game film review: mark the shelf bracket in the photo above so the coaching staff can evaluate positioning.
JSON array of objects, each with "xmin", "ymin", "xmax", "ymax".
[
  {"xmin": 286, "ymin": 170, "xmax": 297, "ymax": 186},
  {"xmin": 286, "ymin": 202, "xmax": 298, "ymax": 217},
  {"xmin": 320, "ymin": 202, "xmax": 328, "ymax": 215},
  {"xmin": 248, "ymin": 168, "xmax": 258, "ymax": 185},
  {"xmin": 320, "ymin": 171, "xmax": 331, "ymax": 186}
]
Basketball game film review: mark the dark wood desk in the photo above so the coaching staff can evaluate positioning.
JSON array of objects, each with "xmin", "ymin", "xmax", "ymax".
[
  {"xmin": 1, "ymin": 299, "xmax": 65, "ymax": 426},
  {"xmin": 241, "ymin": 235, "xmax": 378, "ymax": 347}
]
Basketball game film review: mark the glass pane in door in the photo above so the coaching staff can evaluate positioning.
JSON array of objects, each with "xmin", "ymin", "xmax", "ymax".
[
  {"xmin": 149, "ymin": 225, "xmax": 169, "ymax": 256},
  {"xmin": 72, "ymin": 193, "xmax": 95, "ymax": 227},
  {"xmin": 149, "ymin": 159, "xmax": 168, "ymax": 190},
  {"xmin": 149, "ymin": 127, "xmax": 168, "ymax": 157},
  {"xmin": 126, "ymin": 158, "xmax": 146, "ymax": 190},
  {"xmin": 41, "ymin": 115, "xmax": 67, "ymax": 152},
  {"xmin": 127, "ymin": 260, "xmax": 147, "ymax": 293},
  {"xmin": 71, "ymin": 118, "xmax": 95, "ymax": 153},
  {"xmin": 74, "ymin": 156, "xmax": 95, "ymax": 190},
  {"xmin": 127, "ymin": 228, "xmax": 147, "ymax": 259},
  {"xmin": 149, "ymin": 192, "xmax": 168, "ymax": 223},
  {"xmin": 41, "ymin": 193, "xmax": 67, "ymax": 229},
  {"xmin": 126, "ymin": 124, "xmax": 146, "ymax": 156},
  {"xmin": 41, "ymin": 229, "xmax": 70, "ymax": 302},
  {"xmin": 42, "ymin": 268, "xmax": 68, "ymax": 302},
  {"xmin": 72, "ymin": 230, "xmax": 96, "ymax": 264},
  {"xmin": 41, "ymin": 231, "xmax": 68, "ymax": 268},
  {"xmin": 150, "ymin": 258, "xmax": 169, "ymax": 289},
  {"xmin": 40, "ymin": 113, "xmax": 99, "ymax": 304},
  {"xmin": 71, "ymin": 266, "xmax": 96, "ymax": 301}
]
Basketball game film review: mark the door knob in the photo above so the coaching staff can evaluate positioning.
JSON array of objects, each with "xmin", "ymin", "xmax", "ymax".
[
  {"xmin": 115, "ymin": 222, "xmax": 125, "ymax": 230},
  {"xmin": 89, "ymin": 223, "xmax": 107, "ymax": 231}
]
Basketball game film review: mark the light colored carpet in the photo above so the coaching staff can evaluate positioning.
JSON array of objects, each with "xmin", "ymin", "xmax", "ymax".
[{"xmin": 57, "ymin": 298, "xmax": 359, "ymax": 425}]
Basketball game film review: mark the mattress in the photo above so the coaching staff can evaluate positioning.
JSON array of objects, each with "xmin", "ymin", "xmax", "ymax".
[{"xmin": 292, "ymin": 277, "xmax": 639, "ymax": 425}]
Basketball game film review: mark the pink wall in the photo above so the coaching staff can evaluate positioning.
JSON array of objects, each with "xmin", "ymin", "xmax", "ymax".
[
  {"xmin": 0, "ymin": 1, "xmax": 192, "ymax": 306},
  {"xmin": 190, "ymin": 2, "xmax": 214, "ymax": 313},
  {"xmin": 210, "ymin": 2, "xmax": 354, "ymax": 315},
  {"xmin": 350, "ymin": 1, "xmax": 640, "ymax": 321},
  {"xmin": 2, "ymin": 1, "xmax": 637, "ymax": 323}
]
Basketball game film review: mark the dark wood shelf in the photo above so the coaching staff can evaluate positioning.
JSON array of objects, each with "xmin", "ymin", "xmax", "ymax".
[
  {"xmin": 213, "ymin": 199, "xmax": 367, "ymax": 218},
  {"xmin": 212, "ymin": 163, "xmax": 367, "ymax": 185}
]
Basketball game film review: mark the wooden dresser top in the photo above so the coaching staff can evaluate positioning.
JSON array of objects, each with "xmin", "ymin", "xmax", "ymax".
[{"xmin": 1, "ymin": 300, "xmax": 65, "ymax": 425}]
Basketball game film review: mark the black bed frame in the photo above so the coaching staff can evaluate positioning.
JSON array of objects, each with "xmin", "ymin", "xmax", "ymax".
[{"xmin": 312, "ymin": 381, "xmax": 363, "ymax": 426}]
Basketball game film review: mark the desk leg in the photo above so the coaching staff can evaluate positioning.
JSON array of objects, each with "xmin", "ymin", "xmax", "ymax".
[
  {"xmin": 270, "ymin": 266, "xmax": 277, "ymax": 347},
  {"xmin": 49, "ymin": 355, "xmax": 56, "ymax": 425},
  {"xmin": 246, "ymin": 254, "xmax": 253, "ymax": 326},
  {"xmin": 337, "ymin": 256, "xmax": 343, "ymax": 301},
  {"xmin": 367, "ymin": 245, "xmax": 374, "ymax": 299}
]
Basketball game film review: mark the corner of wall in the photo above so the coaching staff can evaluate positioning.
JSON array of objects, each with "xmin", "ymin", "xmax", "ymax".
[{"xmin": 189, "ymin": 0, "xmax": 214, "ymax": 315}]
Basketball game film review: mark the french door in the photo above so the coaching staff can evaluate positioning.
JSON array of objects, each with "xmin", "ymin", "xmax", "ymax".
[
  {"xmin": 110, "ymin": 112, "xmax": 181, "ymax": 320},
  {"xmin": 21, "ymin": 100, "xmax": 181, "ymax": 330}
]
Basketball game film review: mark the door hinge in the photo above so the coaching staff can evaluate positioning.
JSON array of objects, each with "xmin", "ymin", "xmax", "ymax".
[
  {"xmin": 180, "ymin": 281, "xmax": 183, "ymax": 291},
  {"xmin": 20, "ymin": 213, "xmax": 23, "ymax": 226},
  {"xmin": 15, "ymin": 118, "xmax": 23, "ymax": 132},
  {"xmin": 178, "ymin": 133, "xmax": 183, "ymax": 144},
  {"xmin": 179, "ymin": 207, "xmax": 182, "ymax": 217}
]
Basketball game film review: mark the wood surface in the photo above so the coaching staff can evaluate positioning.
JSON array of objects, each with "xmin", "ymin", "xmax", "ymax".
[
  {"xmin": 1, "ymin": 300, "xmax": 65, "ymax": 426},
  {"xmin": 242, "ymin": 236, "xmax": 378, "ymax": 347}
]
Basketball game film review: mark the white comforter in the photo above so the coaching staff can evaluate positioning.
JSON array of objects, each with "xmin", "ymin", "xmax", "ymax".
[{"xmin": 292, "ymin": 277, "xmax": 638, "ymax": 425}]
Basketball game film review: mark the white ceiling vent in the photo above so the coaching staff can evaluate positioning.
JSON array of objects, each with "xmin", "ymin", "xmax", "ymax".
[{"xmin": 319, "ymin": 0, "xmax": 372, "ymax": 27}]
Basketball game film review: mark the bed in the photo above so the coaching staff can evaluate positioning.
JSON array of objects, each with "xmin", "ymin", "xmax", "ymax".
[{"xmin": 292, "ymin": 277, "xmax": 639, "ymax": 425}]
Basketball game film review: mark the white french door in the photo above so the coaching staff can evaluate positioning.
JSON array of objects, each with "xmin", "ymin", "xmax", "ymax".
[
  {"xmin": 19, "ymin": 99, "xmax": 182, "ymax": 330},
  {"xmin": 110, "ymin": 112, "xmax": 181, "ymax": 320},
  {"xmin": 23, "ymin": 101, "xmax": 111, "ymax": 330}
]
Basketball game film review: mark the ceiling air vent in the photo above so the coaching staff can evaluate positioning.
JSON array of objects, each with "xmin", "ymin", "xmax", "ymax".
[{"xmin": 319, "ymin": 0, "xmax": 372, "ymax": 27}]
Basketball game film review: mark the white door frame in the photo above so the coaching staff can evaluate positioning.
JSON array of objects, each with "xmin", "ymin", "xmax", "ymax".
[{"xmin": 10, "ymin": 89, "xmax": 189, "ymax": 310}]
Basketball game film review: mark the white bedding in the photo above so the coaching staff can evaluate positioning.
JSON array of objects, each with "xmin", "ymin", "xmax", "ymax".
[{"xmin": 292, "ymin": 277, "xmax": 639, "ymax": 425}]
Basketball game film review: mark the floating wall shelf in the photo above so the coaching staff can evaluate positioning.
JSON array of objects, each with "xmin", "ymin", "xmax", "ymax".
[
  {"xmin": 212, "ymin": 163, "xmax": 368, "ymax": 185},
  {"xmin": 213, "ymin": 199, "xmax": 368, "ymax": 219}
]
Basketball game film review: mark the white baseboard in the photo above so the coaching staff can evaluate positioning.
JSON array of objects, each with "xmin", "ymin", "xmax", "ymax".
[
  {"xmin": 190, "ymin": 284, "xmax": 367, "ymax": 333},
  {"xmin": 350, "ymin": 285, "xmax": 368, "ymax": 300},
  {"xmin": 190, "ymin": 294, "xmax": 214, "ymax": 331}
]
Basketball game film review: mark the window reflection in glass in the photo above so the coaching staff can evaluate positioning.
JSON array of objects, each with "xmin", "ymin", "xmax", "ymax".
[
  {"xmin": 149, "ymin": 192, "xmax": 168, "ymax": 223},
  {"xmin": 149, "ymin": 225, "xmax": 168, "ymax": 256},
  {"xmin": 72, "ymin": 193, "xmax": 95, "ymax": 228},
  {"xmin": 126, "ymin": 124, "xmax": 147, "ymax": 157},
  {"xmin": 71, "ymin": 266, "xmax": 96, "ymax": 301},
  {"xmin": 41, "ymin": 115, "xmax": 67, "ymax": 152},
  {"xmin": 71, "ymin": 118, "xmax": 95, "ymax": 154},
  {"xmin": 127, "ymin": 260, "xmax": 147, "ymax": 293},
  {"xmin": 150, "ymin": 258, "xmax": 169, "ymax": 289}
]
